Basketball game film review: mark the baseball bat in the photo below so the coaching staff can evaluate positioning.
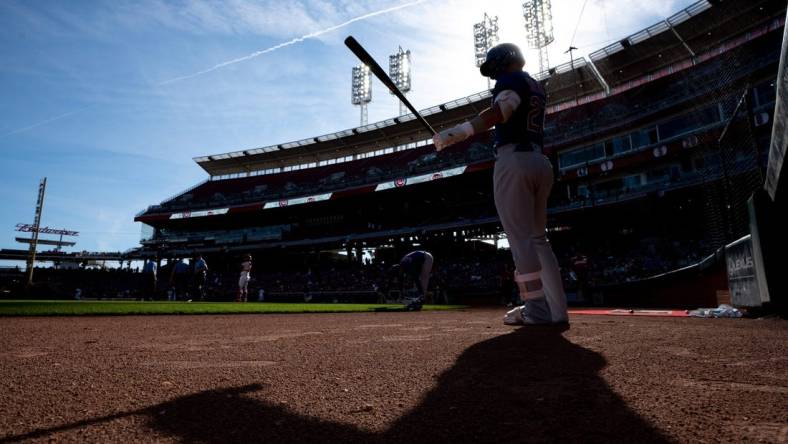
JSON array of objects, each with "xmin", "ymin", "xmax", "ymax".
[{"xmin": 344, "ymin": 36, "xmax": 436, "ymax": 135}]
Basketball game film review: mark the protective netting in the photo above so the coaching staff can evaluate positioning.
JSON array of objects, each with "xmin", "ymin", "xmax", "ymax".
[
  {"xmin": 698, "ymin": 86, "xmax": 765, "ymax": 249},
  {"xmin": 675, "ymin": 38, "xmax": 779, "ymax": 251},
  {"xmin": 537, "ymin": 5, "xmax": 784, "ymax": 295}
]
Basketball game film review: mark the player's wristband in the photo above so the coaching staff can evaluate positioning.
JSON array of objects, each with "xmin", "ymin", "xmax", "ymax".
[{"xmin": 459, "ymin": 121, "xmax": 475, "ymax": 138}]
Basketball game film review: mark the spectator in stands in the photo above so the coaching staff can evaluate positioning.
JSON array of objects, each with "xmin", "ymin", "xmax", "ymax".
[
  {"xmin": 142, "ymin": 257, "xmax": 157, "ymax": 300},
  {"xmin": 432, "ymin": 43, "xmax": 568, "ymax": 325},
  {"xmin": 193, "ymin": 255, "xmax": 209, "ymax": 301}
]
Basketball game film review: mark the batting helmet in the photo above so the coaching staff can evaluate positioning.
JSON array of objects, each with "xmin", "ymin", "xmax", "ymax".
[{"xmin": 480, "ymin": 43, "xmax": 525, "ymax": 79}]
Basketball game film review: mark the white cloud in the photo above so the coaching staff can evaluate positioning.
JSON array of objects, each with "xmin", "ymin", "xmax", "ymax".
[
  {"xmin": 157, "ymin": 0, "xmax": 426, "ymax": 85},
  {"xmin": 0, "ymin": 109, "xmax": 83, "ymax": 138}
]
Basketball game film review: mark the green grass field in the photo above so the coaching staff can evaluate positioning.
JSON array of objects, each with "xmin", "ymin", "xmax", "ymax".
[{"xmin": 0, "ymin": 300, "xmax": 466, "ymax": 316}]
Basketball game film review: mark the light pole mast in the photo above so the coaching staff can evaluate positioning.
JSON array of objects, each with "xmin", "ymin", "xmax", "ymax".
[
  {"xmin": 25, "ymin": 177, "xmax": 47, "ymax": 286},
  {"xmin": 474, "ymin": 13, "xmax": 499, "ymax": 89},
  {"xmin": 523, "ymin": 0, "xmax": 555, "ymax": 73},
  {"xmin": 389, "ymin": 46, "xmax": 412, "ymax": 116},
  {"xmin": 352, "ymin": 64, "xmax": 372, "ymax": 126}
]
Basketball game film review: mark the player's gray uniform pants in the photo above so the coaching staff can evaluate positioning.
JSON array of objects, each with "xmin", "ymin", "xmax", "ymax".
[{"xmin": 493, "ymin": 144, "xmax": 568, "ymax": 323}]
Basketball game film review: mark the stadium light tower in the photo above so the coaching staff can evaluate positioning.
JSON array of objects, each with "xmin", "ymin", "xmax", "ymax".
[
  {"xmin": 25, "ymin": 177, "xmax": 47, "ymax": 286},
  {"xmin": 351, "ymin": 64, "xmax": 372, "ymax": 126},
  {"xmin": 474, "ymin": 13, "xmax": 499, "ymax": 89},
  {"xmin": 389, "ymin": 46, "xmax": 412, "ymax": 116},
  {"xmin": 523, "ymin": 0, "xmax": 555, "ymax": 74}
]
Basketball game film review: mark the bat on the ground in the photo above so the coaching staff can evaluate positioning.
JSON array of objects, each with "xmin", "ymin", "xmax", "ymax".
[{"xmin": 344, "ymin": 36, "xmax": 436, "ymax": 135}]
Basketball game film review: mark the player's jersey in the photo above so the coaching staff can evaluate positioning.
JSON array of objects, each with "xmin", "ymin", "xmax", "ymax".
[
  {"xmin": 492, "ymin": 71, "xmax": 546, "ymax": 151},
  {"xmin": 174, "ymin": 261, "xmax": 189, "ymax": 274},
  {"xmin": 240, "ymin": 260, "xmax": 252, "ymax": 275},
  {"xmin": 143, "ymin": 261, "xmax": 156, "ymax": 275},
  {"xmin": 194, "ymin": 258, "xmax": 208, "ymax": 273},
  {"xmin": 400, "ymin": 251, "xmax": 427, "ymax": 277}
]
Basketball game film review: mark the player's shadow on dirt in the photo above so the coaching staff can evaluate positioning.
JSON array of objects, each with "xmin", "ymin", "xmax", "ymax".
[
  {"xmin": 1, "ymin": 326, "xmax": 671, "ymax": 443},
  {"xmin": 149, "ymin": 325, "xmax": 672, "ymax": 443},
  {"xmin": 383, "ymin": 325, "xmax": 671, "ymax": 443}
]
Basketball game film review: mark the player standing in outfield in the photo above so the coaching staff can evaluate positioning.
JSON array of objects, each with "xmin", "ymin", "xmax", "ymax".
[
  {"xmin": 432, "ymin": 43, "xmax": 568, "ymax": 325},
  {"xmin": 142, "ymin": 256, "xmax": 157, "ymax": 300},
  {"xmin": 193, "ymin": 254, "xmax": 209, "ymax": 301},
  {"xmin": 390, "ymin": 250, "xmax": 433, "ymax": 311},
  {"xmin": 237, "ymin": 254, "xmax": 252, "ymax": 303},
  {"xmin": 170, "ymin": 258, "xmax": 190, "ymax": 301}
]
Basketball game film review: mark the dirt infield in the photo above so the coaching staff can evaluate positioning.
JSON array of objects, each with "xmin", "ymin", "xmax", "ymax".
[{"xmin": 0, "ymin": 309, "xmax": 786, "ymax": 443}]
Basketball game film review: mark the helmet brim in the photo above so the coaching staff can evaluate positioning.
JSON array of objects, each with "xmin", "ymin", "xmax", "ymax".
[{"xmin": 480, "ymin": 60, "xmax": 495, "ymax": 78}]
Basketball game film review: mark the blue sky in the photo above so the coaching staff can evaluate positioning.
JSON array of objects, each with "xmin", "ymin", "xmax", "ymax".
[{"xmin": 0, "ymin": 0, "xmax": 695, "ymax": 258}]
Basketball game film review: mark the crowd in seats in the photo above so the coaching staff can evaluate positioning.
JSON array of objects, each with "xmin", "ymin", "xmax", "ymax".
[
  {"xmin": 151, "ymin": 136, "xmax": 495, "ymax": 214},
  {"xmin": 591, "ymin": 28, "xmax": 687, "ymax": 87},
  {"xmin": 542, "ymin": 62, "xmax": 606, "ymax": 105},
  {"xmin": 590, "ymin": 0, "xmax": 780, "ymax": 88},
  {"xmin": 1, "ymin": 234, "xmax": 712, "ymax": 304},
  {"xmin": 0, "ymin": 267, "xmax": 148, "ymax": 299},
  {"xmin": 672, "ymin": 0, "xmax": 781, "ymax": 55},
  {"xmin": 558, "ymin": 238, "xmax": 709, "ymax": 289},
  {"xmin": 546, "ymin": 37, "xmax": 779, "ymax": 148}
]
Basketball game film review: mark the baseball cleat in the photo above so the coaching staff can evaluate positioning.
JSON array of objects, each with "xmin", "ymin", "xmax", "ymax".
[
  {"xmin": 404, "ymin": 297, "xmax": 423, "ymax": 311},
  {"xmin": 503, "ymin": 305, "xmax": 526, "ymax": 325},
  {"xmin": 503, "ymin": 297, "xmax": 559, "ymax": 325}
]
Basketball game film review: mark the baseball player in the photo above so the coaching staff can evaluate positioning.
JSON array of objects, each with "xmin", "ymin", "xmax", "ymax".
[
  {"xmin": 432, "ymin": 43, "xmax": 568, "ymax": 325},
  {"xmin": 169, "ymin": 258, "xmax": 189, "ymax": 300},
  {"xmin": 237, "ymin": 254, "xmax": 252, "ymax": 303},
  {"xmin": 390, "ymin": 250, "xmax": 433, "ymax": 311},
  {"xmin": 142, "ymin": 256, "xmax": 157, "ymax": 300},
  {"xmin": 193, "ymin": 254, "xmax": 209, "ymax": 301}
]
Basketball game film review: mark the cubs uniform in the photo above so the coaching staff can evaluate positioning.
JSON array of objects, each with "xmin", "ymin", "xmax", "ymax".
[
  {"xmin": 237, "ymin": 257, "xmax": 252, "ymax": 302},
  {"xmin": 432, "ymin": 43, "xmax": 568, "ymax": 325},
  {"xmin": 194, "ymin": 256, "xmax": 208, "ymax": 300},
  {"xmin": 142, "ymin": 259, "xmax": 157, "ymax": 299},
  {"xmin": 400, "ymin": 251, "xmax": 433, "ymax": 296}
]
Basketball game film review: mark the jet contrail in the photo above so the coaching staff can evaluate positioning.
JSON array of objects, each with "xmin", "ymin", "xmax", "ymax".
[
  {"xmin": 159, "ymin": 0, "xmax": 426, "ymax": 85},
  {"xmin": 0, "ymin": 109, "xmax": 83, "ymax": 139}
]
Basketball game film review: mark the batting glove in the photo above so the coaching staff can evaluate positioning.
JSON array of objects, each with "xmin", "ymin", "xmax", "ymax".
[{"xmin": 433, "ymin": 122, "xmax": 474, "ymax": 152}]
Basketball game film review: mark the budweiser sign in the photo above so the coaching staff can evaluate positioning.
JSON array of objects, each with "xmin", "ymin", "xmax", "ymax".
[{"xmin": 15, "ymin": 223, "xmax": 78, "ymax": 236}]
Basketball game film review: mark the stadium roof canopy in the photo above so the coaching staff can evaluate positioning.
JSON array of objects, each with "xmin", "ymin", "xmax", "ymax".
[
  {"xmin": 193, "ymin": 0, "xmax": 783, "ymax": 177},
  {"xmin": 590, "ymin": 0, "xmax": 782, "ymax": 86},
  {"xmin": 194, "ymin": 91, "xmax": 491, "ymax": 177}
]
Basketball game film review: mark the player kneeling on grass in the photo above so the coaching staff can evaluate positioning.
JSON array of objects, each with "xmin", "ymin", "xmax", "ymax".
[
  {"xmin": 389, "ymin": 250, "xmax": 433, "ymax": 311},
  {"xmin": 432, "ymin": 43, "xmax": 568, "ymax": 326},
  {"xmin": 237, "ymin": 254, "xmax": 252, "ymax": 303}
]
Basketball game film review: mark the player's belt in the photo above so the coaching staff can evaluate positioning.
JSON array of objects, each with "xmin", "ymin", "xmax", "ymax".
[{"xmin": 494, "ymin": 142, "xmax": 542, "ymax": 157}]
